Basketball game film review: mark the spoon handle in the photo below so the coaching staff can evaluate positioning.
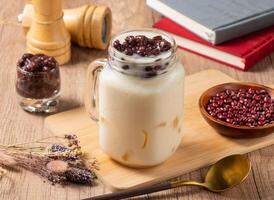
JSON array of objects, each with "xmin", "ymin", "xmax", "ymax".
[
  {"xmin": 170, "ymin": 179, "xmax": 206, "ymax": 188},
  {"xmin": 86, "ymin": 182, "xmax": 171, "ymax": 200},
  {"xmin": 85, "ymin": 180, "xmax": 205, "ymax": 200}
]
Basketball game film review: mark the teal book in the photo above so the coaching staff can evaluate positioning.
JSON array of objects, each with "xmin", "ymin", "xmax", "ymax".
[{"xmin": 147, "ymin": 0, "xmax": 274, "ymax": 44}]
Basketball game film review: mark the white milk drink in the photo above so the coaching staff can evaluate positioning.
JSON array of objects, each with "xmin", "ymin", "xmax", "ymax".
[{"xmin": 86, "ymin": 29, "xmax": 185, "ymax": 167}]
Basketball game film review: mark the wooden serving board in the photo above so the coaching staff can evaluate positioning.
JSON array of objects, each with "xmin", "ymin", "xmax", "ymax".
[{"xmin": 45, "ymin": 69, "xmax": 274, "ymax": 191}]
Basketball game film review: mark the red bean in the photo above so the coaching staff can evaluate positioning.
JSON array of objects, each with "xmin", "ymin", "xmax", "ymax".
[
  {"xmin": 206, "ymin": 88, "xmax": 274, "ymax": 127},
  {"xmin": 113, "ymin": 35, "xmax": 172, "ymax": 57}
]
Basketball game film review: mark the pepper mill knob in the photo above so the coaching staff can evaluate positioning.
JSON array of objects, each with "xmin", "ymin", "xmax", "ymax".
[
  {"xmin": 64, "ymin": 5, "xmax": 112, "ymax": 50},
  {"xmin": 26, "ymin": 0, "xmax": 71, "ymax": 65}
]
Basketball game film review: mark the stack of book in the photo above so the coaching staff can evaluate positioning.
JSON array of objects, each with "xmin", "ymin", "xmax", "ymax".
[{"xmin": 147, "ymin": 0, "xmax": 274, "ymax": 70}]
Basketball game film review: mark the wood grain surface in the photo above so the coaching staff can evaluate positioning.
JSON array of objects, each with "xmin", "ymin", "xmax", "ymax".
[
  {"xmin": 45, "ymin": 70, "xmax": 274, "ymax": 191},
  {"xmin": 0, "ymin": 0, "xmax": 273, "ymax": 199}
]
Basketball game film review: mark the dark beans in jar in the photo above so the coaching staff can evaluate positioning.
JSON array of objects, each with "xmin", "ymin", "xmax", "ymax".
[
  {"xmin": 113, "ymin": 35, "xmax": 172, "ymax": 57},
  {"xmin": 16, "ymin": 53, "xmax": 60, "ymax": 99}
]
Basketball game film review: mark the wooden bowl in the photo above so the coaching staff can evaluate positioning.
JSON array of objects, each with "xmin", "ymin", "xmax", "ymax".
[{"xmin": 199, "ymin": 82, "xmax": 274, "ymax": 138}]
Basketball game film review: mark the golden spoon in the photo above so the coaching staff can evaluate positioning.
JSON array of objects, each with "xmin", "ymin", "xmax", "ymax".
[{"xmin": 86, "ymin": 154, "xmax": 251, "ymax": 200}]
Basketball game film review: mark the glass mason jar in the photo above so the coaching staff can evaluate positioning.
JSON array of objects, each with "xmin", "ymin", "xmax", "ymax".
[{"xmin": 85, "ymin": 29, "xmax": 185, "ymax": 167}]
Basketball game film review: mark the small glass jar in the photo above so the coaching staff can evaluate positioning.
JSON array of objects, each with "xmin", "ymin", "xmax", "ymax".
[
  {"xmin": 16, "ymin": 54, "xmax": 61, "ymax": 113},
  {"xmin": 85, "ymin": 29, "xmax": 185, "ymax": 167}
]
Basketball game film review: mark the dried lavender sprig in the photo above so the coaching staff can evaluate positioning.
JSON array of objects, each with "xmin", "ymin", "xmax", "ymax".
[
  {"xmin": 65, "ymin": 167, "xmax": 96, "ymax": 184},
  {"xmin": 0, "ymin": 146, "xmax": 46, "ymax": 152},
  {"xmin": 0, "ymin": 135, "xmax": 98, "ymax": 185},
  {"xmin": 1, "ymin": 150, "xmax": 86, "ymax": 185}
]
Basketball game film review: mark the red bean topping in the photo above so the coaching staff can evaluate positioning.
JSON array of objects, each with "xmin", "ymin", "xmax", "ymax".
[
  {"xmin": 16, "ymin": 53, "xmax": 60, "ymax": 99},
  {"xmin": 17, "ymin": 53, "xmax": 57, "ymax": 72},
  {"xmin": 113, "ymin": 35, "xmax": 172, "ymax": 57}
]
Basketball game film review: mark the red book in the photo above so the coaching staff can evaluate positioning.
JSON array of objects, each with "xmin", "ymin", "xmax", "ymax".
[{"xmin": 153, "ymin": 18, "xmax": 274, "ymax": 71}]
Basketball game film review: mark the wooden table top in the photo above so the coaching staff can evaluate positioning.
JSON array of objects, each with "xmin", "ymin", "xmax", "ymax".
[{"xmin": 0, "ymin": 0, "xmax": 273, "ymax": 199}]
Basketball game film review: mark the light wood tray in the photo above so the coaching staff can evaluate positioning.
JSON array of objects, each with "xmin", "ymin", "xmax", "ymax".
[{"xmin": 45, "ymin": 69, "xmax": 274, "ymax": 191}]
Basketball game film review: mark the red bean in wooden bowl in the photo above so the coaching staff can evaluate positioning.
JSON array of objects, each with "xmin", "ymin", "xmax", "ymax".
[{"xmin": 199, "ymin": 82, "xmax": 274, "ymax": 138}]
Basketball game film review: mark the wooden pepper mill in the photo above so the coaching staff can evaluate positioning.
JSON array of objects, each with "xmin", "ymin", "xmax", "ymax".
[
  {"xmin": 26, "ymin": 0, "xmax": 71, "ymax": 65},
  {"xmin": 19, "ymin": 1, "xmax": 112, "ymax": 51}
]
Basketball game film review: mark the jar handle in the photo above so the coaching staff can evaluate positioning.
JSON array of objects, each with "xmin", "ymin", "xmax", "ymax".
[{"xmin": 84, "ymin": 58, "xmax": 107, "ymax": 121}]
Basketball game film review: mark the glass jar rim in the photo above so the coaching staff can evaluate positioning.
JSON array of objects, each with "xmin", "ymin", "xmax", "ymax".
[
  {"xmin": 108, "ymin": 28, "xmax": 177, "ymax": 65},
  {"xmin": 17, "ymin": 65, "xmax": 59, "ymax": 75},
  {"xmin": 107, "ymin": 28, "xmax": 178, "ymax": 78}
]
